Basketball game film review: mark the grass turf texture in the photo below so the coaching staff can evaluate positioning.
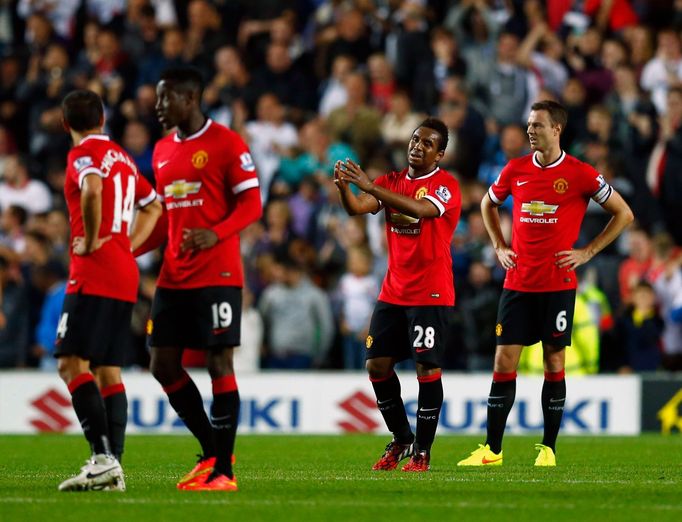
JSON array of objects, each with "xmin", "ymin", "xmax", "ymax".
[{"xmin": 0, "ymin": 434, "xmax": 680, "ymax": 521}]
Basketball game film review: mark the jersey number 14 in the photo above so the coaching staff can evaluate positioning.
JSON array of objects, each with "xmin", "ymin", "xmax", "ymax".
[{"xmin": 112, "ymin": 173, "xmax": 135, "ymax": 233}]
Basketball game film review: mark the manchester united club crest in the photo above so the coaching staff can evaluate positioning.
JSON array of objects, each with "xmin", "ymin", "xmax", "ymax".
[
  {"xmin": 415, "ymin": 187, "xmax": 428, "ymax": 199},
  {"xmin": 191, "ymin": 150, "xmax": 209, "ymax": 169},
  {"xmin": 366, "ymin": 335, "xmax": 373, "ymax": 349},
  {"xmin": 553, "ymin": 177, "xmax": 568, "ymax": 194},
  {"xmin": 496, "ymin": 323, "xmax": 503, "ymax": 336}
]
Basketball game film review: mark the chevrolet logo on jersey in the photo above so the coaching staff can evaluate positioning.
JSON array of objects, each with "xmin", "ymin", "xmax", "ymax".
[
  {"xmin": 164, "ymin": 180, "xmax": 202, "ymax": 199},
  {"xmin": 390, "ymin": 212, "xmax": 419, "ymax": 225},
  {"xmin": 520, "ymin": 201, "xmax": 559, "ymax": 224},
  {"xmin": 521, "ymin": 201, "xmax": 558, "ymax": 216}
]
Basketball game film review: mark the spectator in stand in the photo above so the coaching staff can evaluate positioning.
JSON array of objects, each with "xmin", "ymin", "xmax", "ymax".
[
  {"xmin": 326, "ymin": 71, "xmax": 382, "ymax": 164},
  {"xmin": 652, "ymin": 87, "xmax": 682, "ymax": 245},
  {"xmin": 318, "ymin": 54, "xmax": 354, "ymax": 118},
  {"xmin": 517, "ymin": 22, "xmax": 568, "ymax": 98},
  {"xmin": 278, "ymin": 118, "xmax": 358, "ymax": 189},
  {"xmin": 468, "ymin": 31, "xmax": 539, "ymax": 128},
  {"xmin": 640, "ymin": 28, "xmax": 682, "ymax": 116},
  {"xmin": 336, "ymin": 245, "xmax": 379, "ymax": 369},
  {"xmin": 32, "ymin": 259, "xmax": 66, "ymax": 370},
  {"xmin": 413, "ymin": 26, "xmax": 468, "ymax": 114},
  {"xmin": 367, "ymin": 53, "xmax": 396, "ymax": 115},
  {"xmin": 0, "ymin": 205, "xmax": 28, "ymax": 255},
  {"xmin": 615, "ymin": 280, "xmax": 663, "ymax": 373},
  {"xmin": 381, "ymin": 90, "xmax": 424, "ymax": 169},
  {"xmin": 0, "ymin": 254, "xmax": 28, "ymax": 367},
  {"xmin": 202, "ymin": 46, "xmax": 256, "ymax": 124},
  {"xmin": 0, "ymin": 155, "xmax": 51, "ymax": 215},
  {"xmin": 243, "ymin": 93, "xmax": 299, "ymax": 203},
  {"xmin": 137, "ymin": 26, "xmax": 187, "ymax": 88},
  {"xmin": 459, "ymin": 260, "xmax": 502, "ymax": 371},
  {"xmin": 122, "ymin": 120, "xmax": 154, "ymax": 184},
  {"xmin": 618, "ymin": 225, "xmax": 653, "ymax": 305},
  {"xmin": 438, "ymin": 77, "xmax": 486, "ymax": 180},
  {"xmin": 259, "ymin": 255, "xmax": 334, "ymax": 369}
]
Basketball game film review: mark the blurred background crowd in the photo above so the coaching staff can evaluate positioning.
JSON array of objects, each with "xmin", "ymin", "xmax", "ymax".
[{"xmin": 1, "ymin": 0, "xmax": 682, "ymax": 374}]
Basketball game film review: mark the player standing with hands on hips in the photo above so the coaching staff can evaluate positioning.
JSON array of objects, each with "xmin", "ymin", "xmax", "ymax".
[
  {"xmin": 458, "ymin": 100, "xmax": 633, "ymax": 467},
  {"xmin": 142, "ymin": 67, "xmax": 262, "ymax": 491},
  {"xmin": 335, "ymin": 118, "xmax": 461, "ymax": 472},
  {"xmin": 56, "ymin": 90, "xmax": 162, "ymax": 491}
]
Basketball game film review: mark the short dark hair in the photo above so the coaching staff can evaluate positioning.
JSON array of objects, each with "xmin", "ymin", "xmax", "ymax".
[
  {"xmin": 61, "ymin": 90, "xmax": 104, "ymax": 132},
  {"xmin": 530, "ymin": 100, "xmax": 568, "ymax": 132},
  {"xmin": 159, "ymin": 66, "xmax": 205, "ymax": 99},
  {"xmin": 418, "ymin": 117, "xmax": 449, "ymax": 152}
]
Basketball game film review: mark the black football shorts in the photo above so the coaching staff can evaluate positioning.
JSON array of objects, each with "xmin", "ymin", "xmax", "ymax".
[
  {"xmin": 495, "ymin": 289, "xmax": 576, "ymax": 347},
  {"xmin": 149, "ymin": 286, "xmax": 242, "ymax": 349},
  {"xmin": 54, "ymin": 293, "xmax": 134, "ymax": 367},
  {"xmin": 366, "ymin": 301, "xmax": 454, "ymax": 367}
]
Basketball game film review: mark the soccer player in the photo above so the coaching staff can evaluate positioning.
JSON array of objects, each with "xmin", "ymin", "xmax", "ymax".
[
  {"xmin": 457, "ymin": 100, "xmax": 633, "ymax": 467},
  {"xmin": 148, "ymin": 67, "xmax": 262, "ymax": 491},
  {"xmin": 56, "ymin": 90, "xmax": 162, "ymax": 491},
  {"xmin": 335, "ymin": 118, "xmax": 461, "ymax": 472}
]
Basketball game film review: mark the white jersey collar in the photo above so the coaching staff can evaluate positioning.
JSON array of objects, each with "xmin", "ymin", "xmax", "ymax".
[
  {"xmin": 532, "ymin": 150, "xmax": 566, "ymax": 169},
  {"xmin": 174, "ymin": 118, "xmax": 212, "ymax": 142},
  {"xmin": 406, "ymin": 166, "xmax": 439, "ymax": 181}
]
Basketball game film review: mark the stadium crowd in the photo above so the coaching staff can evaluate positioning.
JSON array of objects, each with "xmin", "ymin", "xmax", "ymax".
[{"xmin": 1, "ymin": 0, "xmax": 682, "ymax": 373}]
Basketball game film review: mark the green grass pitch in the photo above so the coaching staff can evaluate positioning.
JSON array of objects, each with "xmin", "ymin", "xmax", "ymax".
[{"xmin": 1, "ymin": 434, "xmax": 680, "ymax": 521}]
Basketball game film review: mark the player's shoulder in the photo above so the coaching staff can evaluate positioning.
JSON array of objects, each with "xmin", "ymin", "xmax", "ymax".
[
  {"xmin": 509, "ymin": 153, "xmax": 534, "ymax": 169},
  {"xmin": 434, "ymin": 167, "xmax": 460, "ymax": 185},
  {"xmin": 562, "ymin": 152, "xmax": 597, "ymax": 173}
]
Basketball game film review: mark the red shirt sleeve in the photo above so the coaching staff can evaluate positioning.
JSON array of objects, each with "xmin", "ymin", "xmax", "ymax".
[
  {"xmin": 423, "ymin": 176, "xmax": 461, "ymax": 217},
  {"xmin": 224, "ymin": 131, "xmax": 259, "ymax": 195},
  {"xmin": 488, "ymin": 161, "xmax": 513, "ymax": 204},
  {"xmin": 134, "ymin": 174, "xmax": 157, "ymax": 208}
]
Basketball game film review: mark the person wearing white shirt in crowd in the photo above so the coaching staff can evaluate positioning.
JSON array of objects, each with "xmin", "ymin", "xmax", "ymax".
[
  {"xmin": 244, "ymin": 93, "xmax": 298, "ymax": 203},
  {"xmin": 0, "ymin": 154, "xmax": 51, "ymax": 215}
]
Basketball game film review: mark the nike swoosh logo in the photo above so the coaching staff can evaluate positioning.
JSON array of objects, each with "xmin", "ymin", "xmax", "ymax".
[
  {"xmin": 157, "ymin": 160, "xmax": 170, "ymax": 169},
  {"xmin": 85, "ymin": 466, "xmax": 118, "ymax": 479},
  {"xmin": 415, "ymin": 348, "xmax": 431, "ymax": 353},
  {"xmin": 481, "ymin": 457, "xmax": 502, "ymax": 464},
  {"xmin": 516, "ymin": 180, "xmax": 529, "ymax": 186},
  {"xmin": 552, "ymin": 332, "xmax": 563, "ymax": 337},
  {"xmin": 212, "ymin": 328, "xmax": 229, "ymax": 334},
  {"xmin": 377, "ymin": 399, "xmax": 393, "ymax": 405},
  {"xmin": 419, "ymin": 407, "xmax": 440, "ymax": 412},
  {"xmin": 549, "ymin": 398, "xmax": 565, "ymax": 403},
  {"xmin": 488, "ymin": 396, "xmax": 506, "ymax": 399}
]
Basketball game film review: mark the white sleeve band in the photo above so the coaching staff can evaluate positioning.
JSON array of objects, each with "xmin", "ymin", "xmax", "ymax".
[
  {"xmin": 78, "ymin": 168, "xmax": 105, "ymax": 189},
  {"xmin": 591, "ymin": 183, "xmax": 613, "ymax": 205},
  {"xmin": 232, "ymin": 177, "xmax": 259, "ymax": 194},
  {"xmin": 488, "ymin": 187, "xmax": 504, "ymax": 205},
  {"xmin": 423, "ymin": 195, "xmax": 445, "ymax": 216},
  {"xmin": 137, "ymin": 189, "xmax": 158, "ymax": 208}
]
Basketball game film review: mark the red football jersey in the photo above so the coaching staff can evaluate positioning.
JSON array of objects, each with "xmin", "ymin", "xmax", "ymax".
[
  {"xmin": 375, "ymin": 167, "xmax": 461, "ymax": 306},
  {"xmin": 489, "ymin": 151, "xmax": 612, "ymax": 292},
  {"xmin": 153, "ymin": 119, "xmax": 259, "ymax": 289},
  {"xmin": 65, "ymin": 134, "xmax": 157, "ymax": 302}
]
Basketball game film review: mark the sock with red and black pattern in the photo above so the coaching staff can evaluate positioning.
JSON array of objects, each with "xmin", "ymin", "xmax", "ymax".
[{"xmin": 68, "ymin": 372, "xmax": 111, "ymax": 455}]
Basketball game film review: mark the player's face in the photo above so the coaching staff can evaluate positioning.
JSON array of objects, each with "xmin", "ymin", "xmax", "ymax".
[
  {"xmin": 155, "ymin": 80, "xmax": 191, "ymax": 129},
  {"xmin": 527, "ymin": 110, "xmax": 560, "ymax": 152},
  {"xmin": 407, "ymin": 127, "xmax": 444, "ymax": 173}
]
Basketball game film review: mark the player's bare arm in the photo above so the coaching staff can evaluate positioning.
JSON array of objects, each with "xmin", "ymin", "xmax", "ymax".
[
  {"xmin": 338, "ymin": 159, "xmax": 440, "ymax": 219},
  {"xmin": 73, "ymin": 173, "xmax": 111, "ymax": 255},
  {"xmin": 555, "ymin": 190, "xmax": 634, "ymax": 270},
  {"xmin": 481, "ymin": 192, "xmax": 517, "ymax": 269},
  {"xmin": 130, "ymin": 197, "xmax": 163, "ymax": 252},
  {"xmin": 334, "ymin": 160, "xmax": 380, "ymax": 215},
  {"xmin": 181, "ymin": 228, "xmax": 219, "ymax": 251}
]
